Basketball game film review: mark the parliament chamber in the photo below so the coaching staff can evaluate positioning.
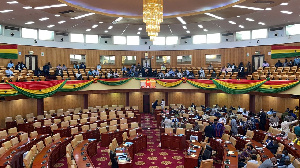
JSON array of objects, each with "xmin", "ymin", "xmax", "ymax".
[{"xmin": 1, "ymin": 0, "xmax": 300, "ymax": 167}]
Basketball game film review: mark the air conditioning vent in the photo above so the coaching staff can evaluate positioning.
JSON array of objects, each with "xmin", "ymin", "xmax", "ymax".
[
  {"xmin": 181, "ymin": 36, "xmax": 191, "ymax": 39},
  {"xmin": 56, "ymin": 32, "xmax": 69, "ymax": 36},
  {"xmin": 222, "ymin": 33, "xmax": 234, "ymax": 36},
  {"xmin": 141, "ymin": 36, "xmax": 150, "ymax": 39},
  {"xmin": 101, "ymin": 36, "xmax": 111, "ymax": 38},
  {"xmin": 5, "ymin": 26, "xmax": 19, "ymax": 31},
  {"xmin": 270, "ymin": 27, "xmax": 283, "ymax": 31}
]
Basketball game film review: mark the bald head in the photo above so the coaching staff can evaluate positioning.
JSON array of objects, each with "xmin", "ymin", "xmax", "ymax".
[{"xmin": 270, "ymin": 157, "xmax": 277, "ymax": 164}]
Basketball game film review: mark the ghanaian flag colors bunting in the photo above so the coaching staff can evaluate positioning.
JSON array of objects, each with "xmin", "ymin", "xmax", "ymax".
[
  {"xmin": 271, "ymin": 45, "xmax": 300, "ymax": 59},
  {"xmin": 156, "ymin": 79, "xmax": 182, "ymax": 87},
  {"xmin": 0, "ymin": 45, "xmax": 18, "ymax": 59},
  {"xmin": 213, "ymin": 79, "xmax": 267, "ymax": 94}
]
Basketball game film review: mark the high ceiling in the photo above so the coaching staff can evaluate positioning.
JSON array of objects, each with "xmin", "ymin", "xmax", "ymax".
[{"xmin": 0, "ymin": 0, "xmax": 298, "ymax": 37}]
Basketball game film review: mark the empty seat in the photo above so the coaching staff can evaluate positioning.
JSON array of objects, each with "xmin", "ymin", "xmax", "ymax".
[
  {"xmin": 90, "ymin": 117, "xmax": 97, "ymax": 123},
  {"xmin": 30, "ymin": 131, "xmax": 38, "ymax": 138},
  {"xmin": 51, "ymin": 124, "xmax": 58, "ymax": 132},
  {"xmin": 110, "ymin": 120, "xmax": 117, "ymax": 126},
  {"xmin": 129, "ymin": 129, "xmax": 137, "ymax": 137},
  {"xmin": 81, "ymin": 125, "xmax": 89, "ymax": 132},
  {"xmin": 109, "ymin": 125, "xmax": 117, "ymax": 132},
  {"xmin": 44, "ymin": 119, "xmax": 52, "ymax": 126},
  {"xmin": 61, "ymin": 121, "xmax": 69, "ymax": 128},
  {"xmin": 8, "ymin": 127, "xmax": 17, "ymax": 135},
  {"xmin": 53, "ymin": 133, "xmax": 60, "ymax": 141},
  {"xmin": 10, "ymin": 137, "xmax": 19, "ymax": 146},
  {"xmin": 131, "ymin": 122, "xmax": 138, "ymax": 129},
  {"xmin": 74, "ymin": 134, "xmax": 83, "ymax": 142},
  {"xmin": 20, "ymin": 133, "xmax": 29, "ymax": 141},
  {"xmin": 71, "ymin": 127, "xmax": 78, "ymax": 135},
  {"xmin": 73, "ymin": 115, "xmax": 80, "ymax": 120},
  {"xmin": 120, "ymin": 119, "xmax": 127, "ymax": 124},
  {"xmin": 176, "ymin": 128, "xmax": 185, "ymax": 135},
  {"xmin": 80, "ymin": 118, "xmax": 87, "ymax": 124},
  {"xmin": 44, "ymin": 136, "xmax": 53, "ymax": 146},
  {"xmin": 2, "ymin": 141, "xmax": 12, "ymax": 150},
  {"xmin": 90, "ymin": 123, "xmax": 97, "ymax": 129},
  {"xmin": 120, "ymin": 123, "xmax": 128, "ymax": 130},
  {"xmin": 0, "ymin": 130, "xmax": 8, "ymax": 138}
]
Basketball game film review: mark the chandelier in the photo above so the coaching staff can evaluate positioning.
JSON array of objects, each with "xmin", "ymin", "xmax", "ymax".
[{"xmin": 143, "ymin": 0, "xmax": 163, "ymax": 41}]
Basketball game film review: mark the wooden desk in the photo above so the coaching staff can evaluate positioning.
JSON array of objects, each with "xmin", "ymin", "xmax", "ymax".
[
  {"xmin": 36, "ymin": 126, "xmax": 52, "ymax": 135},
  {"xmin": 127, "ymin": 134, "xmax": 147, "ymax": 154},
  {"xmin": 73, "ymin": 139, "xmax": 97, "ymax": 168},
  {"xmin": 17, "ymin": 122, "xmax": 34, "ymax": 133},
  {"xmin": 78, "ymin": 129, "xmax": 100, "ymax": 141},
  {"xmin": 32, "ymin": 137, "xmax": 71, "ymax": 168},
  {"xmin": 101, "ymin": 128, "xmax": 142, "ymax": 147},
  {"xmin": 161, "ymin": 133, "xmax": 186, "ymax": 150},
  {"xmin": 53, "ymin": 127, "xmax": 71, "ymax": 137},
  {"xmin": 184, "ymin": 140, "xmax": 202, "ymax": 168},
  {"xmin": 0, "ymin": 134, "xmax": 47, "ymax": 168}
]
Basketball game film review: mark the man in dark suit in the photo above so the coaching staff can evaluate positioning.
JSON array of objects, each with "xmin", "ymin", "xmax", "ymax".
[
  {"xmin": 110, "ymin": 150, "xmax": 118, "ymax": 168},
  {"xmin": 204, "ymin": 122, "xmax": 214, "ymax": 141},
  {"xmin": 259, "ymin": 110, "xmax": 267, "ymax": 131}
]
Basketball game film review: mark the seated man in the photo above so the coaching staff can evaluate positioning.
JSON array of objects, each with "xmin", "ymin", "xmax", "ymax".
[
  {"xmin": 243, "ymin": 155, "xmax": 258, "ymax": 168},
  {"xmin": 5, "ymin": 67, "xmax": 13, "ymax": 77},
  {"xmin": 267, "ymin": 108, "xmax": 275, "ymax": 115},
  {"xmin": 75, "ymin": 71, "xmax": 82, "ymax": 80},
  {"xmin": 278, "ymin": 150, "xmax": 290, "ymax": 166},
  {"xmin": 164, "ymin": 117, "xmax": 172, "ymax": 128},
  {"xmin": 172, "ymin": 117, "xmax": 179, "ymax": 128},
  {"xmin": 7, "ymin": 60, "xmax": 14, "ymax": 68},
  {"xmin": 237, "ymin": 106, "xmax": 243, "ymax": 113},
  {"xmin": 269, "ymin": 113, "xmax": 279, "ymax": 127},
  {"xmin": 258, "ymin": 157, "xmax": 277, "ymax": 168}
]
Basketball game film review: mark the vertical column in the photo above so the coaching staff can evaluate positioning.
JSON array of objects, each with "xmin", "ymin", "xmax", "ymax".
[
  {"xmin": 83, "ymin": 94, "xmax": 88, "ymax": 109},
  {"xmin": 205, "ymin": 93, "xmax": 210, "ymax": 107},
  {"xmin": 165, "ymin": 92, "xmax": 169, "ymax": 106},
  {"xmin": 37, "ymin": 98, "xmax": 44, "ymax": 115},
  {"xmin": 249, "ymin": 94, "xmax": 255, "ymax": 113},
  {"xmin": 126, "ymin": 92, "xmax": 129, "ymax": 106}
]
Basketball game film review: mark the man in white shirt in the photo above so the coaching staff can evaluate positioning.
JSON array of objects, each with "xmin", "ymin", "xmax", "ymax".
[
  {"xmin": 97, "ymin": 63, "xmax": 101, "ymax": 71},
  {"xmin": 164, "ymin": 117, "xmax": 172, "ymax": 128},
  {"xmin": 5, "ymin": 67, "xmax": 13, "ymax": 77},
  {"xmin": 75, "ymin": 71, "xmax": 82, "ymax": 80},
  {"xmin": 161, "ymin": 99, "xmax": 165, "ymax": 109},
  {"xmin": 242, "ymin": 109, "xmax": 249, "ymax": 116},
  {"xmin": 7, "ymin": 60, "xmax": 14, "ymax": 68},
  {"xmin": 218, "ymin": 117, "xmax": 226, "ymax": 124},
  {"xmin": 244, "ymin": 155, "xmax": 259, "ymax": 168},
  {"xmin": 237, "ymin": 106, "xmax": 243, "ymax": 113},
  {"xmin": 281, "ymin": 119, "xmax": 298, "ymax": 135}
]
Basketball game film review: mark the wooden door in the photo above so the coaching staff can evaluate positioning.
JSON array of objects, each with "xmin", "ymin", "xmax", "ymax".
[{"xmin": 143, "ymin": 94, "xmax": 150, "ymax": 113}]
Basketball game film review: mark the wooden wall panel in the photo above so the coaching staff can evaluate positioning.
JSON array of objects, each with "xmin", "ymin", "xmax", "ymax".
[
  {"xmin": 129, "ymin": 92, "xmax": 143, "ymax": 111},
  {"xmin": 209, "ymin": 93, "xmax": 250, "ymax": 110},
  {"xmin": 0, "ymin": 99, "xmax": 37, "ymax": 128},
  {"xmin": 150, "ymin": 92, "xmax": 165, "ymax": 106},
  {"xmin": 254, "ymin": 95, "xmax": 299, "ymax": 113},
  {"xmin": 168, "ymin": 92, "xmax": 205, "ymax": 107},
  {"xmin": 0, "ymin": 42, "xmax": 298, "ymax": 71},
  {"xmin": 89, "ymin": 93, "xmax": 126, "ymax": 107},
  {"xmin": 44, "ymin": 95, "xmax": 84, "ymax": 111}
]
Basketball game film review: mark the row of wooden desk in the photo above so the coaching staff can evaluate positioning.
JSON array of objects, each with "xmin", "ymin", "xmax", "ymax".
[
  {"xmin": 32, "ymin": 137, "xmax": 71, "ymax": 168},
  {"xmin": 0, "ymin": 134, "xmax": 47, "ymax": 168},
  {"xmin": 159, "ymin": 127, "xmax": 203, "ymax": 142},
  {"xmin": 184, "ymin": 140, "xmax": 202, "ymax": 168},
  {"xmin": 73, "ymin": 139, "xmax": 97, "ymax": 168},
  {"xmin": 101, "ymin": 128, "xmax": 143, "ymax": 147}
]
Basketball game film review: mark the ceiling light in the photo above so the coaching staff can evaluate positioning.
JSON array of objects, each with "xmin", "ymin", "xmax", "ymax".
[
  {"xmin": 71, "ymin": 13, "xmax": 95, "ymax": 19},
  {"xmin": 280, "ymin": 3, "xmax": 288, "ymax": 5},
  {"xmin": 205, "ymin": 13, "xmax": 224, "ymax": 20},
  {"xmin": 58, "ymin": 21, "xmax": 66, "ymax": 24},
  {"xmin": 265, "ymin": 8, "xmax": 272, "ymax": 10},
  {"xmin": 34, "ymin": 4, "xmax": 67, "ymax": 10},
  {"xmin": 99, "ymin": 22, "xmax": 103, "ymax": 23},
  {"xmin": 186, "ymin": 30, "xmax": 190, "ymax": 33},
  {"xmin": 47, "ymin": 25, "xmax": 55, "ymax": 28},
  {"xmin": 246, "ymin": 18, "xmax": 254, "ymax": 21},
  {"xmin": 86, "ymin": 29, "xmax": 91, "ymax": 32},
  {"xmin": 112, "ymin": 17, "xmax": 123, "ymax": 24},
  {"xmin": 0, "ymin": 10, "xmax": 13, "ymax": 13},
  {"xmin": 7, "ymin": 1, "xmax": 18, "ymax": 4},
  {"xmin": 55, "ymin": 14, "xmax": 60, "ymax": 17},
  {"xmin": 203, "ymin": 29, "xmax": 208, "ymax": 32},
  {"xmin": 23, "ymin": 6, "xmax": 32, "ymax": 9},
  {"xmin": 176, "ymin": 17, "xmax": 186, "ymax": 24},
  {"xmin": 39, "ymin": 17, "xmax": 49, "ymax": 21},
  {"xmin": 25, "ymin": 21, "xmax": 34, "ymax": 24},
  {"xmin": 239, "ymin": 25, "xmax": 244, "ymax": 28},
  {"xmin": 258, "ymin": 22, "xmax": 265, "ymax": 25},
  {"xmin": 228, "ymin": 21, "xmax": 236, "ymax": 24},
  {"xmin": 198, "ymin": 25, "xmax": 203, "ymax": 28},
  {"xmin": 281, "ymin": 11, "xmax": 293, "ymax": 14},
  {"xmin": 104, "ymin": 30, "xmax": 108, "ymax": 33},
  {"xmin": 233, "ymin": 5, "xmax": 264, "ymax": 11},
  {"xmin": 138, "ymin": 28, "xmax": 142, "ymax": 30},
  {"xmin": 137, "ymin": 32, "xmax": 141, "ymax": 34},
  {"xmin": 237, "ymin": 16, "xmax": 240, "ymax": 18},
  {"xmin": 182, "ymin": 26, "xmax": 187, "ymax": 29},
  {"xmin": 108, "ymin": 26, "xmax": 113, "ymax": 29},
  {"xmin": 92, "ymin": 25, "xmax": 98, "ymax": 28}
]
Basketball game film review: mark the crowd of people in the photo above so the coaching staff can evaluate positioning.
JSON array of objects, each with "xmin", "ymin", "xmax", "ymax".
[
  {"xmin": 262, "ymin": 57, "xmax": 300, "ymax": 68},
  {"xmin": 154, "ymin": 101, "xmax": 299, "ymax": 168}
]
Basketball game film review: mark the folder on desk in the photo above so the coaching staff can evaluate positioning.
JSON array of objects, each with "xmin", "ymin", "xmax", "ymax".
[{"xmin": 116, "ymin": 153, "xmax": 126, "ymax": 156}]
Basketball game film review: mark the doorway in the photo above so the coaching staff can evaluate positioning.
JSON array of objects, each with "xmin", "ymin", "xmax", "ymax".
[
  {"xmin": 143, "ymin": 94, "xmax": 150, "ymax": 113},
  {"xmin": 141, "ymin": 58, "xmax": 151, "ymax": 68},
  {"xmin": 25, "ymin": 55, "xmax": 38, "ymax": 70},
  {"xmin": 252, "ymin": 55, "xmax": 264, "ymax": 71}
]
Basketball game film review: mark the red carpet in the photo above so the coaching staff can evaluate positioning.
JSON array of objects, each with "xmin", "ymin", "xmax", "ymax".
[{"xmin": 53, "ymin": 114, "xmax": 185, "ymax": 168}]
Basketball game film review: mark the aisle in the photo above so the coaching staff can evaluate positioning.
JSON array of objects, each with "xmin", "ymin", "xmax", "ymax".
[{"xmin": 53, "ymin": 114, "xmax": 185, "ymax": 168}]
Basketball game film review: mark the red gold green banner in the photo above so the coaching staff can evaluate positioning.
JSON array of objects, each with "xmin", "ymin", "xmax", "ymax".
[
  {"xmin": 156, "ymin": 79, "xmax": 182, "ymax": 87},
  {"xmin": 212, "ymin": 79, "xmax": 267, "ymax": 94},
  {"xmin": 7, "ymin": 80, "xmax": 66, "ymax": 99},
  {"xmin": 258, "ymin": 80, "xmax": 300, "ymax": 93},
  {"xmin": 187, "ymin": 79, "xmax": 217, "ymax": 90},
  {"xmin": 0, "ymin": 44, "xmax": 18, "ymax": 59},
  {"xmin": 0, "ymin": 84, "xmax": 19, "ymax": 96},
  {"xmin": 271, "ymin": 45, "xmax": 300, "ymax": 59},
  {"xmin": 60, "ymin": 79, "xmax": 94, "ymax": 92},
  {"xmin": 98, "ymin": 78, "xmax": 132, "ymax": 86}
]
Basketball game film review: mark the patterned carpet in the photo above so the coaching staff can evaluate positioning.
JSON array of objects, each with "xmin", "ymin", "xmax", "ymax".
[{"xmin": 53, "ymin": 113, "xmax": 185, "ymax": 168}]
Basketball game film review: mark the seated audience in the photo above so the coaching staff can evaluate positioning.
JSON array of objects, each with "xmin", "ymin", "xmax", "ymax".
[
  {"xmin": 269, "ymin": 113, "xmax": 279, "ymax": 127},
  {"xmin": 75, "ymin": 71, "xmax": 82, "ymax": 80},
  {"xmin": 266, "ymin": 140, "xmax": 279, "ymax": 154},
  {"xmin": 258, "ymin": 157, "xmax": 277, "ymax": 168},
  {"xmin": 79, "ymin": 62, "xmax": 86, "ymax": 69},
  {"xmin": 7, "ymin": 60, "xmax": 14, "ymax": 68},
  {"xmin": 262, "ymin": 61, "xmax": 269, "ymax": 68},
  {"xmin": 193, "ymin": 122, "xmax": 200, "ymax": 131},
  {"xmin": 5, "ymin": 67, "xmax": 13, "ymax": 77}
]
